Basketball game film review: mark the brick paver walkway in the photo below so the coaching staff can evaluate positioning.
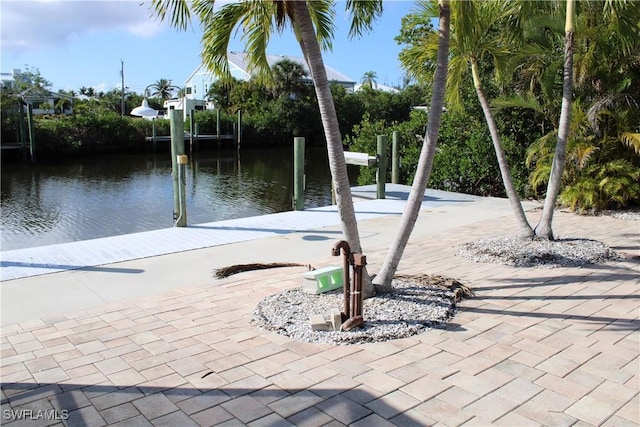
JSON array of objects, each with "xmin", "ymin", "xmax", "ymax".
[{"xmin": 1, "ymin": 210, "xmax": 638, "ymax": 426}]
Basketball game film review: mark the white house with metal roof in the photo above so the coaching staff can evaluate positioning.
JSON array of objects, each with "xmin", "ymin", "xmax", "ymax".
[
  {"xmin": 181, "ymin": 51, "xmax": 356, "ymax": 103},
  {"xmin": 2, "ymin": 69, "xmax": 74, "ymax": 115}
]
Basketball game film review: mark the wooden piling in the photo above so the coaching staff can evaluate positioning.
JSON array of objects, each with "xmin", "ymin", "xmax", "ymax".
[
  {"xmin": 237, "ymin": 109, "xmax": 242, "ymax": 150},
  {"xmin": 19, "ymin": 102, "xmax": 27, "ymax": 161},
  {"xmin": 170, "ymin": 109, "xmax": 187, "ymax": 227},
  {"xmin": 294, "ymin": 137, "xmax": 305, "ymax": 210},
  {"xmin": 216, "ymin": 109, "xmax": 221, "ymax": 147},
  {"xmin": 189, "ymin": 110, "xmax": 196, "ymax": 152},
  {"xmin": 26, "ymin": 104, "xmax": 36, "ymax": 163},
  {"xmin": 152, "ymin": 119, "xmax": 157, "ymax": 152},
  {"xmin": 392, "ymin": 131, "xmax": 400, "ymax": 184},
  {"xmin": 376, "ymin": 134, "xmax": 388, "ymax": 199}
]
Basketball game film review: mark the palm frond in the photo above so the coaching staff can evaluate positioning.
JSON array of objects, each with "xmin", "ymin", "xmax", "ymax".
[
  {"xmin": 621, "ymin": 132, "xmax": 640, "ymax": 155},
  {"xmin": 149, "ymin": 0, "xmax": 191, "ymax": 31},
  {"xmin": 492, "ymin": 93, "xmax": 543, "ymax": 115},
  {"xmin": 569, "ymin": 141, "xmax": 599, "ymax": 170},
  {"xmin": 201, "ymin": 2, "xmax": 248, "ymax": 83},
  {"xmin": 445, "ymin": 55, "xmax": 469, "ymax": 114},
  {"xmin": 242, "ymin": 1, "xmax": 275, "ymax": 84},
  {"xmin": 526, "ymin": 130, "xmax": 557, "ymax": 168},
  {"xmin": 345, "ymin": 0, "xmax": 382, "ymax": 38},
  {"xmin": 529, "ymin": 163, "xmax": 552, "ymax": 193},
  {"xmin": 307, "ymin": 0, "xmax": 336, "ymax": 51}
]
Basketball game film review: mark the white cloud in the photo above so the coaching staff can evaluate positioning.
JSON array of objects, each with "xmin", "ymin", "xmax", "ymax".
[{"xmin": 1, "ymin": 0, "xmax": 166, "ymax": 51}]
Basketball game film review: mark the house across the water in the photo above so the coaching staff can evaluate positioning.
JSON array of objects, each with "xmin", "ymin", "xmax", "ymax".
[
  {"xmin": 164, "ymin": 52, "xmax": 356, "ymax": 119},
  {"xmin": 2, "ymin": 69, "xmax": 74, "ymax": 115}
]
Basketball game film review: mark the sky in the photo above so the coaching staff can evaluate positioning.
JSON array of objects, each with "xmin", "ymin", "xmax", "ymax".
[{"xmin": 1, "ymin": 0, "xmax": 419, "ymax": 95}]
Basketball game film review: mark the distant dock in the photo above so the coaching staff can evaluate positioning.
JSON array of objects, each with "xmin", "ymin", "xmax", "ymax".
[{"xmin": 145, "ymin": 134, "xmax": 236, "ymax": 143}]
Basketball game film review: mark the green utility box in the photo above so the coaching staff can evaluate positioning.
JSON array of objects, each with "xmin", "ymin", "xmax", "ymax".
[{"xmin": 302, "ymin": 266, "xmax": 344, "ymax": 294}]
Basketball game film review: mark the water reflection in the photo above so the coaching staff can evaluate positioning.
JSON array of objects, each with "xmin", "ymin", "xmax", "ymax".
[{"xmin": 1, "ymin": 147, "xmax": 337, "ymax": 250}]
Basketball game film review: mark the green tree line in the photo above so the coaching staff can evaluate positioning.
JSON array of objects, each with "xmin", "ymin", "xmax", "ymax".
[
  {"xmin": 349, "ymin": 0, "xmax": 639, "ymax": 215},
  {"xmin": 2, "ymin": 0, "xmax": 638, "ymax": 216}
]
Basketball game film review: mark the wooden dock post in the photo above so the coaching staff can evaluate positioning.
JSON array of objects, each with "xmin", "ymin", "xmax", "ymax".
[
  {"xmin": 26, "ymin": 103, "xmax": 36, "ymax": 163},
  {"xmin": 392, "ymin": 131, "xmax": 400, "ymax": 184},
  {"xmin": 19, "ymin": 102, "xmax": 27, "ymax": 161},
  {"xmin": 294, "ymin": 137, "xmax": 305, "ymax": 210},
  {"xmin": 189, "ymin": 110, "xmax": 196, "ymax": 152},
  {"xmin": 216, "ymin": 109, "xmax": 221, "ymax": 147},
  {"xmin": 237, "ymin": 109, "xmax": 242, "ymax": 150},
  {"xmin": 376, "ymin": 134, "xmax": 388, "ymax": 199},
  {"xmin": 170, "ymin": 109, "xmax": 187, "ymax": 227},
  {"xmin": 152, "ymin": 119, "xmax": 157, "ymax": 152}
]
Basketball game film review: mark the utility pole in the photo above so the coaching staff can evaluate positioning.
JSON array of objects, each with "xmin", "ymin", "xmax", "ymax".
[{"xmin": 120, "ymin": 60, "xmax": 125, "ymax": 116}]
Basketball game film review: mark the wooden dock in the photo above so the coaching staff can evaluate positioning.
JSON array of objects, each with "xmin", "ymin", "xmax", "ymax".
[
  {"xmin": 0, "ymin": 142, "xmax": 23, "ymax": 150},
  {"xmin": 145, "ymin": 134, "xmax": 236, "ymax": 143}
]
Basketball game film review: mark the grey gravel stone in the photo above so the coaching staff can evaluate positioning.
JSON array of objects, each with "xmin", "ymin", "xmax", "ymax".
[
  {"xmin": 599, "ymin": 209, "xmax": 640, "ymax": 221},
  {"xmin": 455, "ymin": 236, "xmax": 619, "ymax": 268},
  {"xmin": 251, "ymin": 278, "xmax": 456, "ymax": 345}
]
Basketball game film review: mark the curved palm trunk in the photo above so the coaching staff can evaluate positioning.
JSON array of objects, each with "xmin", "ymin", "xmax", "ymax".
[
  {"xmin": 291, "ymin": 1, "xmax": 374, "ymax": 297},
  {"xmin": 373, "ymin": 0, "xmax": 450, "ymax": 289},
  {"xmin": 535, "ymin": 0, "xmax": 574, "ymax": 240},
  {"xmin": 471, "ymin": 59, "xmax": 534, "ymax": 238}
]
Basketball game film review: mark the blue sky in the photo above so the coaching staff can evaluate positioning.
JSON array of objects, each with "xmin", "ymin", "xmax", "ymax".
[{"xmin": 1, "ymin": 1, "xmax": 418, "ymax": 95}]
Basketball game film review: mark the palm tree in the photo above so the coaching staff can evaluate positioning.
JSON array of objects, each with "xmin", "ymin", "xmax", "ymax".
[
  {"xmin": 361, "ymin": 71, "xmax": 378, "ymax": 89},
  {"xmin": 522, "ymin": 0, "xmax": 640, "ymax": 214},
  {"xmin": 532, "ymin": 0, "xmax": 574, "ymax": 239},
  {"xmin": 271, "ymin": 58, "xmax": 308, "ymax": 98},
  {"xmin": 398, "ymin": 0, "xmax": 535, "ymax": 239},
  {"xmin": 149, "ymin": 78, "xmax": 175, "ymax": 100},
  {"xmin": 373, "ymin": 0, "xmax": 451, "ymax": 288},
  {"xmin": 151, "ymin": 0, "xmax": 383, "ymax": 295},
  {"xmin": 455, "ymin": 0, "xmax": 535, "ymax": 238}
]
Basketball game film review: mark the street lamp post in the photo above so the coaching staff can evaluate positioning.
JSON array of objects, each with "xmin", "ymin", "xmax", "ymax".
[{"xmin": 131, "ymin": 85, "xmax": 161, "ymax": 148}]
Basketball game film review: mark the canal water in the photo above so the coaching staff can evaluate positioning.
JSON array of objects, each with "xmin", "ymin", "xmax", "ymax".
[{"xmin": 1, "ymin": 146, "xmax": 348, "ymax": 251}]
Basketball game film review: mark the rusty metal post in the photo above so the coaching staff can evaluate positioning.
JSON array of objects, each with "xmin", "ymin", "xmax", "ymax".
[
  {"xmin": 352, "ymin": 254, "xmax": 366, "ymax": 318},
  {"xmin": 331, "ymin": 240, "xmax": 352, "ymax": 323},
  {"xmin": 342, "ymin": 253, "xmax": 365, "ymax": 331}
]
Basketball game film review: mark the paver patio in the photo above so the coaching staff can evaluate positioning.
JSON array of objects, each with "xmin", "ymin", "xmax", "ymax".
[{"xmin": 1, "ymin": 205, "xmax": 638, "ymax": 426}]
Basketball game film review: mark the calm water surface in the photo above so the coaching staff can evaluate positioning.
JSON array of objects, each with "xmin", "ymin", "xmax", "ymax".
[{"xmin": 1, "ymin": 147, "xmax": 340, "ymax": 251}]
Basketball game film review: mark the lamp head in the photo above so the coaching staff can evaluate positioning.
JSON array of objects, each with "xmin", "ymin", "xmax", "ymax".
[{"xmin": 131, "ymin": 97, "xmax": 158, "ymax": 117}]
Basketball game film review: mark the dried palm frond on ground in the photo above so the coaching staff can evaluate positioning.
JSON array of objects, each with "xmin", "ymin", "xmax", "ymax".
[
  {"xmin": 455, "ymin": 236, "xmax": 619, "ymax": 268},
  {"xmin": 395, "ymin": 274, "xmax": 475, "ymax": 302},
  {"xmin": 214, "ymin": 262, "xmax": 313, "ymax": 279},
  {"xmin": 252, "ymin": 274, "xmax": 472, "ymax": 345}
]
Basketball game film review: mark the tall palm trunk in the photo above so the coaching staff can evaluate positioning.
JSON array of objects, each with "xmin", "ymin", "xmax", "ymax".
[
  {"xmin": 291, "ymin": 1, "xmax": 374, "ymax": 297},
  {"xmin": 535, "ymin": 0, "xmax": 574, "ymax": 239},
  {"xmin": 373, "ymin": 0, "xmax": 451, "ymax": 289},
  {"xmin": 471, "ymin": 59, "xmax": 534, "ymax": 238}
]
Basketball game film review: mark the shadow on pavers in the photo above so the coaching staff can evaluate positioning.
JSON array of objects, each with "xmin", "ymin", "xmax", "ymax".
[{"xmin": 1, "ymin": 382, "xmax": 432, "ymax": 426}]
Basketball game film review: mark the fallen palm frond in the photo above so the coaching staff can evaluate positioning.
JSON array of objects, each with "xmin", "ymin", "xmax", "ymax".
[
  {"xmin": 214, "ymin": 262, "xmax": 314, "ymax": 279},
  {"xmin": 395, "ymin": 274, "xmax": 475, "ymax": 302}
]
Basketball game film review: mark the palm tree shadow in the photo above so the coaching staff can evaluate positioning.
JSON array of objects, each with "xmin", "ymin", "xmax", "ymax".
[{"xmin": 463, "ymin": 271, "xmax": 640, "ymax": 332}]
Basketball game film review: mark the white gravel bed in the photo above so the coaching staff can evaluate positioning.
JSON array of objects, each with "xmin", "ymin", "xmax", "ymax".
[
  {"xmin": 598, "ymin": 209, "xmax": 640, "ymax": 221},
  {"xmin": 455, "ymin": 236, "xmax": 619, "ymax": 268},
  {"xmin": 251, "ymin": 277, "xmax": 458, "ymax": 345}
]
